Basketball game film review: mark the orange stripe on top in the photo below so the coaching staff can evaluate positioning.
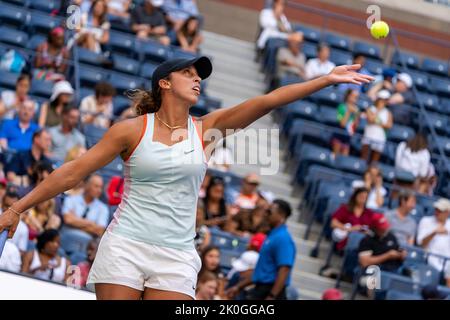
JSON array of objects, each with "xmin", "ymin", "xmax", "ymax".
[
  {"xmin": 124, "ymin": 114, "xmax": 148, "ymax": 162},
  {"xmin": 192, "ymin": 117, "xmax": 205, "ymax": 150}
]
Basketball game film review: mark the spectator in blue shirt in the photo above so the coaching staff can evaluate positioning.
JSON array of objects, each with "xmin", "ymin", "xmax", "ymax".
[
  {"xmin": 228, "ymin": 199, "xmax": 296, "ymax": 300},
  {"xmin": 6, "ymin": 129, "xmax": 52, "ymax": 186},
  {"xmin": 60, "ymin": 174, "xmax": 109, "ymax": 254},
  {"xmin": 0, "ymin": 100, "xmax": 40, "ymax": 152}
]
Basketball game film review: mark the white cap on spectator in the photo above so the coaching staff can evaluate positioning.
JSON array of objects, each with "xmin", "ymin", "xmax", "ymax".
[
  {"xmin": 397, "ymin": 73, "xmax": 413, "ymax": 89},
  {"xmin": 433, "ymin": 198, "xmax": 450, "ymax": 212},
  {"xmin": 376, "ymin": 89, "xmax": 391, "ymax": 100},
  {"xmin": 50, "ymin": 80, "xmax": 74, "ymax": 102},
  {"xmin": 231, "ymin": 251, "xmax": 259, "ymax": 272},
  {"xmin": 149, "ymin": 0, "xmax": 164, "ymax": 7}
]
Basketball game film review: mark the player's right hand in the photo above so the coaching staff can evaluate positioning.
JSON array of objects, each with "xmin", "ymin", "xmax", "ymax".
[{"xmin": 0, "ymin": 209, "xmax": 20, "ymax": 239}]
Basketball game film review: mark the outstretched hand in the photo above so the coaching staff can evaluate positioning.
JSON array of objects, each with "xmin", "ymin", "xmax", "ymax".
[{"xmin": 328, "ymin": 64, "xmax": 375, "ymax": 85}]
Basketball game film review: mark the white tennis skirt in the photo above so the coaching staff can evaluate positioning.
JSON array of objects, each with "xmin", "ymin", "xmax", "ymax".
[{"xmin": 87, "ymin": 230, "xmax": 202, "ymax": 298}]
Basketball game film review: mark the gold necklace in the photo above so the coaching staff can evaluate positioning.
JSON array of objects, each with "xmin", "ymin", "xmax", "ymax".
[{"xmin": 155, "ymin": 112, "xmax": 187, "ymax": 130}]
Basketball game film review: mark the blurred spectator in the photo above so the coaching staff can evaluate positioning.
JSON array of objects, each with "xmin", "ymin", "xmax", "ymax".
[
  {"xmin": 164, "ymin": 0, "xmax": 199, "ymax": 31},
  {"xmin": 0, "ymin": 239, "xmax": 21, "ymax": 273},
  {"xmin": 276, "ymin": 32, "xmax": 305, "ymax": 81},
  {"xmin": 257, "ymin": 0, "xmax": 302, "ymax": 50},
  {"xmin": 421, "ymin": 285, "xmax": 448, "ymax": 300},
  {"xmin": 107, "ymin": 0, "xmax": 132, "ymax": 19},
  {"xmin": 34, "ymin": 27, "xmax": 70, "ymax": 82},
  {"xmin": 331, "ymin": 187, "xmax": 374, "ymax": 251},
  {"xmin": 75, "ymin": 0, "xmax": 111, "ymax": 53},
  {"xmin": 322, "ymin": 288, "xmax": 344, "ymax": 300},
  {"xmin": 338, "ymin": 54, "xmax": 371, "ymax": 92},
  {"xmin": 24, "ymin": 199, "xmax": 61, "ymax": 241},
  {"xmin": 226, "ymin": 204, "xmax": 270, "ymax": 237},
  {"xmin": 195, "ymin": 200, "xmax": 211, "ymax": 252},
  {"xmin": 60, "ymin": 175, "xmax": 109, "ymax": 254},
  {"xmin": 118, "ymin": 105, "xmax": 137, "ymax": 121},
  {"xmin": 395, "ymin": 134, "xmax": 436, "ymax": 195},
  {"xmin": 38, "ymin": 80, "xmax": 74, "ymax": 128},
  {"xmin": 131, "ymin": 0, "xmax": 171, "ymax": 46},
  {"xmin": 208, "ymin": 138, "xmax": 233, "ymax": 172},
  {"xmin": 246, "ymin": 199, "xmax": 296, "ymax": 300},
  {"xmin": 416, "ymin": 198, "xmax": 450, "ymax": 287},
  {"xmin": 0, "ymin": 179, "xmax": 7, "ymax": 203},
  {"xmin": 199, "ymin": 245, "xmax": 226, "ymax": 299},
  {"xmin": 175, "ymin": 16, "xmax": 203, "ymax": 53},
  {"xmin": 389, "ymin": 73, "xmax": 414, "ymax": 105},
  {"xmin": 80, "ymin": 81, "xmax": 116, "ymax": 129},
  {"xmin": 367, "ymin": 68, "xmax": 397, "ymax": 101},
  {"xmin": 21, "ymin": 229, "xmax": 71, "ymax": 283},
  {"xmin": 1, "ymin": 190, "xmax": 29, "ymax": 256},
  {"xmin": 18, "ymin": 161, "xmax": 55, "ymax": 198},
  {"xmin": 6, "ymin": 129, "xmax": 52, "ymax": 187},
  {"xmin": 195, "ymin": 271, "xmax": 219, "ymax": 300},
  {"xmin": 0, "ymin": 101, "xmax": 39, "ymax": 152},
  {"xmin": 72, "ymin": 0, "xmax": 92, "ymax": 14},
  {"xmin": 304, "ymin": 44, "xmax": 336, "ymax": 80},
  {"xmin": 353, "ymin": 166, "xmax": 387, "ymax": 210},
  {"xmin": 385, "ymin": 189, "xmax": 417, "ymax": 246},
  {"xmin": 331, "ymin": 89, "xmax": 360, "ymax": 157},
  {"xmin": 225, "ymin": 233, "xmax": 265, "ymax": 299},
  {"xmin": 233, "ymin": 173, "xmax": 261, "ymax": 211},
  {"xmin": 0, "ymin": 74, "xmax": 38, "ymax": 120},
  {"xmin": 202, "ymin": 177, "xmax": 230, "ymax": 228},
  {"xmin": 358, "ymin": 213, "xmax": 406, "ymax": 274},
  {"xmin": 361, "ymin": 90, "xmax": 393, "ymax": 163},
  {"xmin": 48, "ymin": 105, "xmax": 86, "ymax": 164},
  {"xmin": 76, "ymin": 237, "xmax": 100, "ymax": 288}
]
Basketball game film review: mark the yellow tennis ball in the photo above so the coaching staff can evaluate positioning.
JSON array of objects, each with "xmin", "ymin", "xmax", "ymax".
[{"xmin": 370, "ymin": 21, "xmax": 390, "ymax": 39}]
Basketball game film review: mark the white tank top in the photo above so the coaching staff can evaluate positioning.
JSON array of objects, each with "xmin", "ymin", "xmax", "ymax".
[
  {"xmin": 30, "ymin": 250, "xmax": 67, "ymax": 283},
  {"xmin": 108, "ymin": 113, "xmax": 208, "ymax": 250}
]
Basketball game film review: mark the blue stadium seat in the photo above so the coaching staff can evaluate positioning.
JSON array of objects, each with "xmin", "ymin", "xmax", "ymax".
[
  {"xmin": 414, "ymin": 93, "xmax": 441, "ymax": 113},
  {"xmin": 97, "ymin": 156, "xmax": 124, "ymax": 181},
  {"xmin": 431, "ymin": 135, "xmax": 450, "ymax": 156},
  {"xmin": 417, "ymin": 112, "xmax": 447, "ymax": 135},
  {"xmin": 69, "ymin": 251, "xmax": 88, "ymax": 265},
  {"xmin": 325, "ymin": 33, "xmax": 351, "ymax": 51},
  {"xmin": 442, "ymin": 98, "xmax": 450, "ymax": 115},
  {"xmin": 311, "ymin": 87, "xmax": 343, "ymax": 107},
  {"xmin": 112, "ymin": 55, "xmax": 140, "ymax": 75},
  {"xmin": 364, "ymin": 58, "xmax": 386, "ymax": 75},
  {"xmin": 28, "ymin": 0, "xmax": 59, "ymax": 13},
  {"xmin": 219, "ymin": 248, "xmax": 239, "ymax": 274},
  {"xmin": 293, "ymin": 24, "xmax": 321, "ymax": 43},
  {"xmin": 302, "ymin": 42, "xmax": 317, "ymax": 60},
  {"xmin": 379, "ymin": 271, "xmax": 421, "ymax": 294},
  {"xmin": 288, "ymin": 120, "xmax": 332, "ymax": 154},
  {"xmin": 335, "ymin": 232, "xmax": 366, "ymax": 288},
  {"xmin": 391, "ymin": 51, "xmax": 420, "ymax": 70},
  {"xmin": 78, "ymin": 87, "xmax": 94, "ymax": 101},
  {"xmin": 376, "ymin": 162, "xmax": 396, "ymax": 183},
  {"xmin": 0, "ymin": 2, "xmax": 28, "ymax": 28},
  {"xmin": 140, "ymin": 62, "xmax": 158, "ymax": 79},
  {"xmin": 357, "ymin": 93, "xmax": 373, "ymax": 110},
  {"xmin": 386, "ymin": 290, "xmax": 422, "ymax": 300},
  {"xmin": 139, "ymin": 39, "xmax": 171, "ymax": 63},
  {"xmin": 210, "ymin": 228, "xmax": 249, "ymax": 252},
  {"xmin": 172, "ymin": 47, "xmax": 198, "ymax": 60},
  {"xmin": 281, "ymin": 101, "xmax": 318, "ymax": 134},
  {"xmin": 294, "ymin": 144, "xmax": 333, "ymax": 185},
  {"xmin": 2, "ymin": 0, "xmax": 26, "ymax": 6},
  {"xmin": 113, "ymin": 96, "xmax": 131, "ymax": 116},
  {"xmin": 27, "ymin": 34, "xmax": 46, "ymax": 50},
  {"xmin": 77, "ymin": 47, "xmax": 105, "ymax": 66},
  {"xmin": 329, "ymin": 49, "xmax": 353, "ymax": 66},
  {"xmin": 108, "ymin": 31, "xmax": 136, "ymax": 57},
  {"xmin": 353, "ymin": 41, "xmax": 381, "ymax": 60},
  {"xmin": 28, "ymin": 11, "xmax": 62, "ymax": 35},
  {"xmin": 387, "ymin": 124, "xmax": 415, "ymax": 143},
  {"xmin": 78, "ymin": 64, "xmax": 109, "ymax": 87},
  {"xmin": 409, "ymin": 263, "xmax": 441, "ymax": 287},
  {"xmin": 407, "ymin": 70, "xmax": 429, "ymax": 92},
  {"xmin": 0, "ymin": 26, "xmax": 29, "ymax": 47},
  {"xmin": 60, "ymin": 228, "xmax": 93, "ymax": 255},
  {"xmin": 0, "ymin": 70, "xmax": 19, "ymax": 90},
  {"xmin": 30, "ymin": 80, "xmax": 54, "ymax": 99},
  {"xmin": 334, "ymin": 155, "xmax": 367, "ymax": 175},
  {"xmin": 83, "ymin": 124, "xmax": 108, "ymax": 148},
  {"xmin": 421, "ymin": 58, "xmax": 449, "ymax": 77},
  {"xmin": 430, "ymin": 76, "xmax": 450, "ymax": 98},
  {"xmin": 109, "ymin": 72, "xmax": 144, "ymax": 95},
  {"xmin": 319, "ymin": 106, "xmax": 339, "ymax": 127}
]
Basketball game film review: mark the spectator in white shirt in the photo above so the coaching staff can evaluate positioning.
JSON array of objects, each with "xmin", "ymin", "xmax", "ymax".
[
  {"xmin": 0, "ymin": 240, "xmax": 21, "ymax": 272},
  {"xmin": 107, "ymin": 0, "xmax": 132, "ymax": 19},
  {"xmin": 80, "ymin": 81, "xmax": 116, "ymax": 129},
  {"xmin": 395, "ymin": 133, "xmax": 436, "ymax": 195},
  {"xmin": 257, "ymin": 0, "xmax": 303, "ymax": 50},
  {"xmin": 304, "ymin": 44, "xmax": 336, "ymax": 80},
  {"xmin": 417, "ymin": 198, "xmax": 450, "ymax": 287},
  {"xmin": 208, "ymin": 138, "xmax": 233, "ymax": 172},
  {"xmin": 276, "ymin": 32, "xmax": 306, "ymax": 80}
]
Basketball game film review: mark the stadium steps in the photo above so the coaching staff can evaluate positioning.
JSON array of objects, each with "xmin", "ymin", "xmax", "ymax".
[{"xmin": 201, "ymin": 31, "xmax": 352, "ymax": 300}]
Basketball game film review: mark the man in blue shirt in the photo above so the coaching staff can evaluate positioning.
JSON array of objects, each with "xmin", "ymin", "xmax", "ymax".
[
  {"xmin": 226, "ymin": 199, "xmax": 296, "ymax": 300},
  {"xmin": 0, "ymin": 101, "xmax": 40, "ymax": 152}
]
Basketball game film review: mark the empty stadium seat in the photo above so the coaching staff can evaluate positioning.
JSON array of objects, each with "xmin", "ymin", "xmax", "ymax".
[
  {"xmin": 78, "ymin": 87, "xmax": 94, "ymax": 101},
  {"xmin": 69, "ymin": 251, "xmax": 88, "ymax": 265},
  {"xmin": 356, "ymin": 93, "xmax": 373, "ymax": 110},
  {"xmin": 28, "ymin": 11, "xmax": 62, "ymax": 35},
  {"xmin": 112, "ymin": 55, "xmax": 140, "ymax": 75},
  {"xmin": 76, "ymin": 47, "xmax": 105, "ymax": 66},
  {"xmin": 2, "ymin": 0, "xmax": 26, "ymax": 6},
  {"xmin": 294, "ymin": 143, "xmax": 333, "ymax": 185},
  {"xmin": 387, "ymin": 124, "xmax": 415, "ymax": 143},
  {"xmin": 430, "ymin": 76, "xmax": 450, "ymax": 98},
  {"xmin": 391, "ymin": 51, "xmax": 420, "ymax": 70},
  {"xmin": 353, "ymin": 41, "xmax": 381, "ymax": 60},
  {"xmin": 140, "ymin": 62, "xmax": 158, "ymax": 79},
  {"xmin": 210, "ymin": 228, "xmax": 249, "ymax": 252},
  {"xmin": 28, "ymin": 0, "xmax": 59, "ymax": 13},
  {"xmin": 302, "ymin": 42, "xmax": 317, "ymax": 60},
  {"xmin": 311, "ymin": 87, "xmax": 343, "ymax": 107},
  {"xmin": 431, "ymin": 135, "xmax": 450, "ymax": 156},
  {"xmin": 108, "ymin": 31, "xmax": 136, "ymax": 57},
  {"xmin": 293, "ymin": 24, "xmax": 321, "ymax": 43},
  {"xmin": 97, "ymin": 156, "xmax": 124, "ymax": 181},
  {"xmin": 324, "ymin": 33, "xmax": 351, "ymax": 51},
  {"xmin": 376, "ymin": 162, "xmax": 396, "ymax": 182},
  {"xmin": 139, "ymin": 39, "xmax": 171, "ymax": 63},
  {"xmin": 334, "ymin": 155, "xmax": 367, "ymax": 175},
  {"xmin": 364, "ymin": 58, "xmax": 386, "ymax": 75},
  {"xmin": 386, "ymin": 290, "xmax": 422, "ymax": 300},
  {"xmin": 109, "ymin": 72, "xmax": 144, "ymax": 95},
  {"xmin": 281, "ymin": 101, "xmax": 318, "ymax": 134},
  {"xmin": 78, "ymin": 64, "xmax": 109, "ymax": 87},
  {"xmin": 407, "ymin": 70, "xmax": 429, "ymax": 92},
  {"xmin": 83, "ymin": 124, "xmax": 108, "ymax": 148},
  {"xmin": 329, "ymin": 49, "xmax": 353, "ymax": 66},
  {"xmin": 172, "ymin": 47, "xmax": 198, "ymax": 60},
  {"xmin": 421, "ymin": 58, "xmax": 449, "ymax": 77},
  {"xmin": 30, "ymin": 79, "xmax": 54, "ymax": 99},
  {"xmin": 0, "ymin": 2, "xmax": 28, "ymax": 29},
  {"xmin": 336, "ymin": 232, "xmax": 366, "ymax": 289},
  {"xmin": 27, "ymin": 34, "xmax": 46, "ymax": 50},
  {"xmin": 414, "ymin": 92, "xmax": 441, "ymax": 113},
  {"xmin": 409, "ymin": 263, "xmax": 441, "ymax": 287},
  {"xmin": 0, "ymin": 70, "xmax": 19, "ymax": 90},
  {"xmin": 379, "ymin": 271, "xmax": 421, "ymax": 294},
  {"xmin": 417, "ymin": 112, "xmax": 448, "ymax": 135},
  {"xmin": 319, "ymin": 106, "xmax": 339, "ymax": 127},
  {"xmin": 0, "ymin": 26, "xmax": 29, "ymax": 47},
  {"xmin": 113, "ymin": 96, "xmax": 131, "ymax": 116}
]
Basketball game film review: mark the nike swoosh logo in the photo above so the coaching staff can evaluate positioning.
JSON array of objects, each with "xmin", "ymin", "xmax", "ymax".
[{"xmin": 184, "ymin": 149, "xmax": 195, "ymax": 154}]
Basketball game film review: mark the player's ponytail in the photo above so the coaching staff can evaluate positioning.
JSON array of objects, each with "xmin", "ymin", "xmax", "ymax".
[{"xmin": 126, "ymin": 88, "xmax": 162, "ymax": 115}]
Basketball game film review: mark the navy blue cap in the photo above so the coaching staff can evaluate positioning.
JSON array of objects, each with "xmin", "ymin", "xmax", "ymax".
[{"xmin": 151, "ymin": 56, "xmax": 212, "ymax": 92}]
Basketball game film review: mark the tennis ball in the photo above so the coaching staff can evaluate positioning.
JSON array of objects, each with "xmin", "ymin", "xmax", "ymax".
[{"xmin": 370, "ymin": 21, "xmax": 390, "ymax": 39}]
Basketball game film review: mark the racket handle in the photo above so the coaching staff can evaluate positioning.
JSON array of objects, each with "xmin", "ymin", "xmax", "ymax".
[{"xmin": 0, "ymin": 230, "xmax": 8, "ymax": 258}]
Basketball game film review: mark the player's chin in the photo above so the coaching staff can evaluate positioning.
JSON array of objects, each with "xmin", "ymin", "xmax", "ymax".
[{"xmin": 186, "ymin": 93, "xmax": 200, "ymax": 105}]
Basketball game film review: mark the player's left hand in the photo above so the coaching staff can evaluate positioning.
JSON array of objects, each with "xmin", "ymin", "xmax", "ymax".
[{"xmin": 327, "ymin": 64, "xmax": 375, "ymax": 85}]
